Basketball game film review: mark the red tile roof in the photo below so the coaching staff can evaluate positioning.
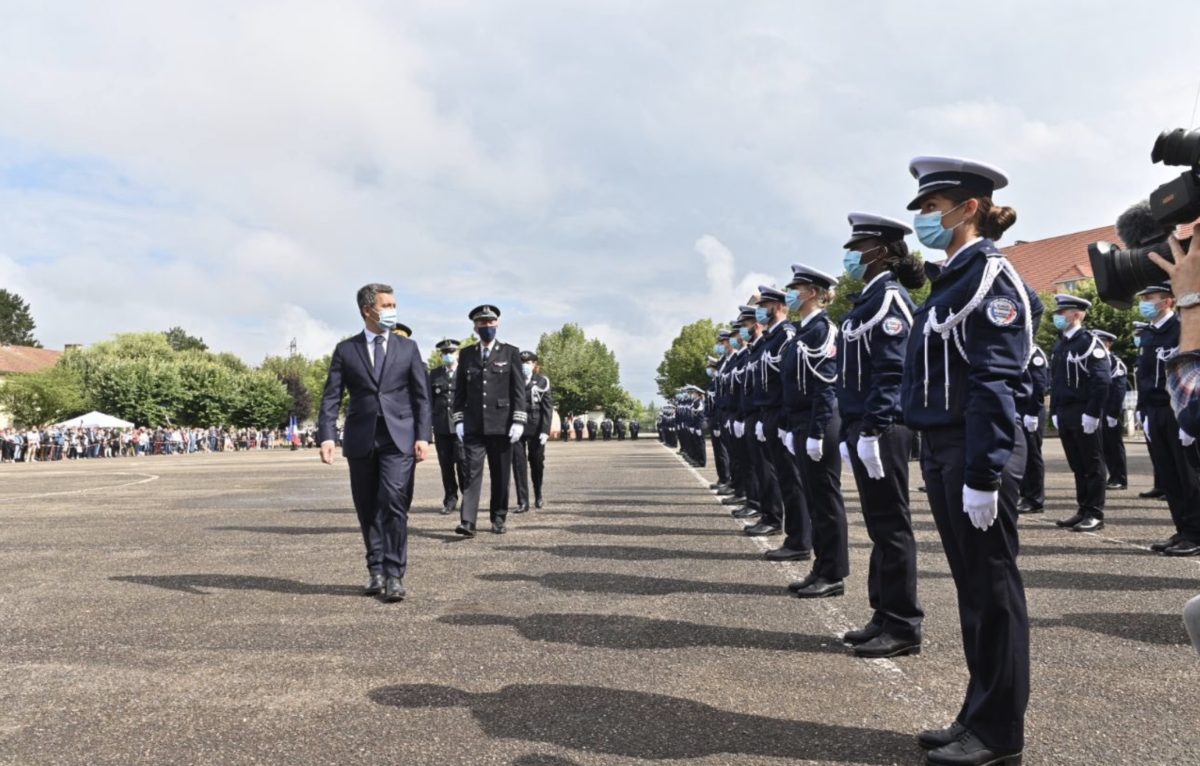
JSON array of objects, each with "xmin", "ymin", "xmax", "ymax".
[{"xmin": 0, "ymin": 345, "xmax": 62, "ymax": 374}]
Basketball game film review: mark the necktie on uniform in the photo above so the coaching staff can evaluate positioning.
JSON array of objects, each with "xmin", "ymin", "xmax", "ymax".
[
  {"xmin": 483, "ymin": 345, "xmax": 491, "ymax": 362},
  {"xmin": 372, "ymin": 335, "xmax": 385, "ymax": 380}
]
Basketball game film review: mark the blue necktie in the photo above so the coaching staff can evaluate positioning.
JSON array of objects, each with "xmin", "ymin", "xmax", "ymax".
[
  {"xmin": 372, "ymin": 335, "xmax": 385, "ymax": 380},
  {"xmin": 483, "ymin": 346, "xmax": 490, "ymax": 362}
]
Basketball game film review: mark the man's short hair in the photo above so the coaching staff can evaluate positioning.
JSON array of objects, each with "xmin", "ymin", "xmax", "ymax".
[{"xmin": 356, "ymin": 283, "xmax": 394, "ymax": 313}]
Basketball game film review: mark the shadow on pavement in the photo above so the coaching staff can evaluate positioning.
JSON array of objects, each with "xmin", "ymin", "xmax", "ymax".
[
  {"xmin": 439, "ymin": 612, "xmax": 842, "ymax": 653},
  {"xmin": 111, "ymin": 574, "xmax": 362, "ymax": 597},
  {"xmin": 511, "ymin": 756, "xmax": 582, "ymax": 766},
  {"xmin": 1032, "ymin": 612, "xmax": 1192, "ymax": 646},
  {"xmin": 478, "ymin": 571, "xmax": 782, "ymax": 597},
  {"xmin": 495, "ymin": 544, "xmax": 754, "ymax": 562},
  {"xmin": 514, "ymin": 523, "xmax": 734, "ymax": 537},
  {"xmin": 368, "ymin": 683, "xmax": 913, "ymax": 762},
  {"xmin": 210, "ymin": 525, "xmax": 358, "ymax": 535}
]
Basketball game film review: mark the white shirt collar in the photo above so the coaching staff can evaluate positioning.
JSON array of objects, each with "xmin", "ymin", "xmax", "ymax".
[
  {"xmin": 862, "ymin": 271, "xmax": 891, "ymax": 293},
  {"xmin": 799, "ymin": 308, "xmax": 824, "ymax": 327},
  {"xmin": 1154, "ymin": 310, "xmax": 1175, "ymax": 329},
  {"xmin": 767, "ymin": 316, "xmax": 786, "ymax": 333},
  {"xmin": 1064, "ymin": 324, "xmax": 1081, "ymax": 340},
  {"xmin": 946, "ymin": 237, "xmax": 983, "ymax": 264},
  {"xmin": 364, "ymin": 326, "xmax": 388, "ymax": 345}
]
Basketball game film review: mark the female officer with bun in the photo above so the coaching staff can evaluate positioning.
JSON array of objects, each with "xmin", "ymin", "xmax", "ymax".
[{"xmin": 900, "ymin": 156, "xmax": 1043, "ymax": 766}]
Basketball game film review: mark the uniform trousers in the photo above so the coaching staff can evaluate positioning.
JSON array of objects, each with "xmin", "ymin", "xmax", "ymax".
[
  {"xmin": 711, "ymin": 424, "xmax": 731, "ymax": 484},
  {"xmin": 794, "ymin": 411, "xmax": 849, "ymax": 581},
  {"xmin": 746, "ymin": 413, "xmax": 782, "ymax": 527},
  {"xmin": 762, "ymin": 408, "xmax": 809, "ymax": 550},
  {"xmin": 434, "ymin": 433, "xmax": 467, "ymax": 507},
  {"xmin": 1018, "ymin": 407, "xmax": 1045, "ymax": 508},
  {"xmin": 461, "ymin": 434, "xmax": 513, "ymax": 525},
  {"xmin": 1101, "ymin": 419, "xmax": 1127, "ymax": 486},
  {"xmin": 1146, "ymin": 404, "xmax": 1200, "ymax": 543},
  {"xmin": 1057, "ymin": 404, "xmax": 1107, "ymax": 519}
]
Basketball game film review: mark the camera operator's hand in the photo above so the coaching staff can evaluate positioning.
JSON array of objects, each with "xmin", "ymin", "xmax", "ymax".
[{"xmin": 1151, "ymin": 231, "xmax": 1200, "ymax": 296}]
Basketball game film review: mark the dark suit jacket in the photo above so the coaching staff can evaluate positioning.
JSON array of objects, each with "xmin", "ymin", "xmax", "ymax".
[
  {"xmin": 318, "ymin": 332, "xmax": 433, "ymax": 459},
  {"xmin": 452, "ymin": 342, "xmax": 527, "ymax": 436}
]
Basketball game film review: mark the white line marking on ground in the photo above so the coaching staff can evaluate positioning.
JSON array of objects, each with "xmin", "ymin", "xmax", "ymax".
[{"xmin": 3, "ymin": 472, "xmax": 160, "ymax": 501}]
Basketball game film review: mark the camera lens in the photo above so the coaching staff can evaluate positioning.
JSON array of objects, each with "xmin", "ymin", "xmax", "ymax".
[
  {"xmin": 1087, "ymin": 241, "xmax": 1172, "ymax": 310},
  {"xmin": 1152, "ymin": 128, "xmax": 1200, "ymax": 166}
]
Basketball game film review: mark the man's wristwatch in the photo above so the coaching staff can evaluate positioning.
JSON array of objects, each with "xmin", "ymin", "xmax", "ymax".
[{"xmin": 1177, "ymin": 292, "xmax": 1200, "ymax": 310}]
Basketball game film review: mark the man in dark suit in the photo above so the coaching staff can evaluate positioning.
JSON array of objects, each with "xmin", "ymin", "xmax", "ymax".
[
  {"xmin": 319, "ymin": 283, "xmax": 432, "ymax": 603},
  {"xmin": 512, "ymin": 350, "xmax": 554, "ymax": 512},
  {"xmin": 452, "ymin": 305, "xmax": 527, "ymax": 536},
  {"xmin": 428, "ymin": 338, "xmax": 467, "ymax": 514}
]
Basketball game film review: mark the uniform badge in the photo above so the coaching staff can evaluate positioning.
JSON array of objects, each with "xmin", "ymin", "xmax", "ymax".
[
  {"xmin": 1092, "ymin": 348, "xmax": 1106, "ymax": 359},
  {"xmin": 1032, "ymin": 355, "xmax": 1045, "ymax": 367},
  {"xmin": 985, "ymin": 297, "xmax": 1018, "ymax": 327},
  {"xmin": 882, "ymin": 317, "xmax": 905, "ymax": 336}
]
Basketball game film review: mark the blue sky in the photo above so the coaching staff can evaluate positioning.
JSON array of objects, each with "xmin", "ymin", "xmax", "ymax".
[{"xmin": 1, "ymin": 1, "xmax": 1197, "ymax": 403}]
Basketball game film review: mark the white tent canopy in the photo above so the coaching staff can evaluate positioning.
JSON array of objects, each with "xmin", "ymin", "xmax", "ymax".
[{"xmin": 55, "ymin": 411, "xmax": 135, "ymax": 429}]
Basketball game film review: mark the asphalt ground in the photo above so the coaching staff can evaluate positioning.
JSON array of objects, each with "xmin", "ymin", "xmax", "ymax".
[{"xmin": 0, "ymin": 436, "xmax": 1197, "ymax": 765}]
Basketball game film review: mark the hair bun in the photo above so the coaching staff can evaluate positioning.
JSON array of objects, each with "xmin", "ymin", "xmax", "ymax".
[{"xmin": 983, "ymin": 205, "xmax": 1017, "ymax": 239}]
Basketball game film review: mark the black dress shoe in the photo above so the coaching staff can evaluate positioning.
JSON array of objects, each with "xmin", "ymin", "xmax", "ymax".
[
  {"xmin": 1139, "ymin": 487, "xmax": 1167, "ymax": 499},
  {"xmin": 709, "ymin": 482, "xmax": 722, "ymax": 490},
  {"xmin": 491, "ymin": 519, "xmax": 507, "ymax": 534},
  {"xmin": 918, "ymin": 721, "xmax": 967, "ymax": 750},
  {"xmin": 514, "ymin": 503, "xmax": 530, "ymax": 514},
  {"xmin": 1106, "ymin": 481, "xmax": 1127, "ymax": 490},
  {"xmin": 787, "ymin": 573, "xmax": 818, "ymax": 593},
  {"xmin": 843, "ymin": 623, "xmax": 882, "ymax": 645},
  {"xmin": 763, "ymin": 546, "xmax": 812, "ymax": 562},
  {"xmin": 716, "ymin": 487, "xmax": 736, "ymax": 497},
  {"xmin": 853, "ymin": 633, "xmax": 921, "ymax": 658},
  {"xmin": 1055, "ymin": 513, "xmax": 1084, "ymax": 528},
  {"xmin": 721, "ymin": 495, "xmax": 745, "ymax": 506},
  {"xmin": 535, "ymin": 496, "xmax": 544, "ymax": 509},
  {"xmin": 455, "ymin": 521, "xmax": 476, "ymax": 537},
  {"xmin": 364, "ymin": 573, "xmax": 385, "ymax": 596},
  {"xmin": 1163, "ymin": 538, "xmax": 1200, "ymax": 556},
  {"xmin": 1150, "ymin": 534, "xmax": 1183, "ymax": 552},
  {"xmin": 793, "ymin": 577, "xmax": 844, "ymax": 599},
  {"xmin": 1071, "ymin": 516, "xmax": 1105, "ymax": 532},
  {"xmin": 1016, "ymin": 499, "xmax": 1043, "ymax": 514},
  {"xmin": 743, "ymin": 522, "xmax": 781, "ymax": 537},
  {"xmin": 383, "ymin": 576, "xmax": 406, "ymax": 602},
  {"xmin": 439, "ymin": 502, "xmax": 454, "ymax": 515},
  {"xmin": 925, "ymin": 730, "xmax": 1022, "ymax": 765},
  {"xmin": 731, "ymin": 507, "xmax": 760, "ymax": 519}
]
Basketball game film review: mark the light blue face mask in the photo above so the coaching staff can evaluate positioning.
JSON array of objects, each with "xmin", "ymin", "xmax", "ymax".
[
  {"xmin": 1134, "ymin": 336, "xmax": 1142, "ymax": 348},
  {"xmin": 1138, "ymin": 300, "xmax": 1159, "ymax": 319},
  {"xmin": 754, "ymin": 307, "xmax": 771, "ymax": 325},
  {"xmin": 729, "ymin": 335, "xmax": 741, "ymax": 349},
  {"xmin": 442, "ymin": 353, "xmax": 457, "ymax": 366},
  {"xmin": 375, "ymin": 308, "xmax": 398, "ymax": 330},
  {"xmin": 1052, "ymin": 314, "xmax": 1069, "ymax": 331},
  {"xmin": 739, "ymin": 327, "xmax": 752, "ymax": 343},
  {"xmin": 785, "ymin": 289, "xmax": 802, "ymax": 310},
  {"xmin": 522, "ymin": 363, "xmax": 534, "ymax": 378},
  {"xmin": 913, "ymin": 201, "xmax": 968, "ymax": 250},
  {"xmin": 705, "ymin": 368, "xmax": 715, "ymax": 378},
  {"xmin": 713, "ymin": 343, "xmax": 724, "ymax": 356},
  {"xmin": 843, "ymin": 250, "xmax": 866, "ymax": 281}
]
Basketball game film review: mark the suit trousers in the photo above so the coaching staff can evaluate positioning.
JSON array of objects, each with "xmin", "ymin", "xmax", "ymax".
[
  {"xmin": 1018, "ymin": 407, "xmax": 1045, "ymax": 507},
  {"xmin": 1146, "ymin": 404, "xmax": 1200, "ymax": 542},
  {"xmin": 794, "ymin": 412, "xmax": 849, "ymax": 581},
  {"xmin": 845, "ymin": 421, "xmax": 922, "ymax": 640},
  {"xmin": 921, "ymin": 425, "xmax": 1029, "ymax": 754},
  {"xmin": 434, "ymin": 433, "xmax": 467, "ymax": 506},
  {"xmin": 346, "ymin": 419, "xmax": 414, "ymax": 578},
  {"xmin": 1101, "ymin": 422, "xmax": 1127, "ymax": 485},
  {"xmin": 1057, "ymin": 408, "xmax": 1106, "ymax": 518},
  {"xmin": 461, "ymin": 434, "xmax": 513, "ymax": 525},
  {"xmin": 763, "ymin": 409, "xmax": 809, "ymax": 551}
]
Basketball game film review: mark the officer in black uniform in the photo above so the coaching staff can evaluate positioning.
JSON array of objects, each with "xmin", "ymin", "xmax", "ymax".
[
  {"xmin": 837, "ymin": 212, "xmax": 924, "ymax": 660},
  {"xmin": 1017, "ymin": 345, "xmax": 1050, "ymax": 514},
  {"xmin": 1131, "ymin": 321, "xmax": 1167, "ymax": 499},
  {"xmin": 727, "ymin": 307, "xmax": 761, "ymax": 520},
  {"xmin": 1049, "ymin": 294, "xmax": 1111, "ymax": 532},
  {"xmin": 559, "ymin": 412, "xmax": 571, "ymax": 442},
  {"xmin": 706, "ymin": 354, "xmax": 732, "ymax": 490},
  {"xmin": 512, "ymin": 351, "xmax": 553, "ymax": 512},
  {"xmin": 781, "ymin": 264, "xmax": 848, "ymax": 598},
  {"xmin": 901, "ymin": 156, "xmax": 1040, "ymax": 766},
  {"xmin": 1134, "ymin": 283, "xmax": 1200, "ymax": 555},
  {"xmin": 428, "ymin": 338, "xmax": 467, "ymax": 514},
  {"xmin": 586, "ymin": 418, "xmax": 598, "ymax": 441},
  {"xmin": 687, "ymin": 385, "xmax": 708, "ymax": 467},
  {"xmin": 615, "ymin": 416, "xmax": 627, "ymax": 440},
  {"xmin": 573, "ymin": 416, "xmax": 585, "ymax": 441},
  {"xmin": 601, "ymin": 417, "xmax": 613, "ymax": 441},
  {"xmin": 451, "ymin": 304, "xmax": 527, "ymax": 536},
  {"xmin": 630, "ymin": 420, "xmax": 640, "ymax": 439},
  {"xmin": 1093, "ymin": 330, "xmax": 1128, "ymax": 490}
]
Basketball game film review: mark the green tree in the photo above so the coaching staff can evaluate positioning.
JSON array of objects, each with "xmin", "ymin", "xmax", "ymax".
[
  {"xmin": 0, "ymin": 366, "xmax": 87, "ymax": 426},
  {"xmin": 230, "ymin": 371, "xmax": 290, "ymax": 428},
  {"xmin": 0, "ymin": 289, "xmax": 40, "ymax": 347},
  {"xmin": 175, "ymin": 358, "xmax": 238, "ymax": 426},
  {"xmin": 536, "ymin": 324, "xmax": 622, "ymax": 417},
  {"xmin": 86, "ymin": 359, "xmax": 183, "ymax": 426},
  {"xmin": 163, "ymin": 326, "xmax": 209, "ymax": 352},
  {"xmin": 656, "ymin": 319, "xmax": 718, "ymax": 398}
]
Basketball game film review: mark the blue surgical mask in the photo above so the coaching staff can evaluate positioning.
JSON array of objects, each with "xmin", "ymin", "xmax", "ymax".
[
  {"xmin": 785, "ymin": 289, "xmax": 802, "ymax": 310},
  {"xmin": 843, "ymin": 250, "xmax": 866, "ymax": 281},
  {"xmin": 1138, "ymin": 300, "xmax": 1159, "ymax": 319},
  {"xmin": 1052, "ymin": 314, "xmax": 1068, "ymax": 331},
  {"xmin": 913, "ymin": 201, "xmax": 968, "ymax": 250},
  {"xmin": 729, "ymin": 335, "xmax": 741, "ymax": 349},
  {"xmin": 375, "ymin": 308, "xmax": 398, "ymax": 330},
  {"xmin": 739, "ymin": 327, "xmax": 752, "ymax": 343},
  {"xmin": 754, "ymin": 307, "xmax": 771, "ymax": 325},
  {"xmin": 713, "ymin": 344, "xmax": 724, "ymax": 356},
  {"xmin": 477, "ymin": 326, "xmax": 497, "ymax": 343},
  {"xmin": 1134, "ymin": 336, "xmax": 1142, "ymax": 348},
  {"xmin": 442, "ymin": 353, "xmax": 457, "ymax": 366},
  {"xmin": 705, "ymin": 368, "xmax": 715, "ymax": 378},
  {"xmin": 521, "ymin": 363, "xmax": 534, "ymax": 378}
]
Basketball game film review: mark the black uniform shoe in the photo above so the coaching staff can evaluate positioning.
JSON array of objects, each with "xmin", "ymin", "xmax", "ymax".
[
  {"xmin": 491, "ymin": 519, "xmax": 507, "ymax": 535},
  {"xmin": 1055, "ymin": 513, "xmax": 1084, "ymax": 528},
  {"xmin": 843, "ymin": 623, "xmax": 882, "ymax": 645},
  {"xmin": 364, "ymin": 573, "xmax": 385, "ymax": 596},
  {"xmin": 1150, "ymin": 533, "xmax": 1183, "ymax": 552},
  {"xmin": 709, "ymin": 482, "xmax": 722, "ymax": 490},
  {"xmin": 853, "ymin": 633, "xmax": 921, "ymax": 658},
  {"xmin": 925, "ymin": 730, "xmax": 1022, "ymax": 765},
  {"xmin": 440, "ymin": 500, "xmax": 455, "ymax": 515},
  {"xmin": 455, "ymin": 521, "xmax": 476, "ymax": 538},
  {"xmin": 763, "ymin": 546, "xmax": 812, "ymax": 562},
  {"xmin": 1106, "ymin": 480, "xmax": 1127, "ymax": 490},
  {"xmin": 716, "ymin": 488, "xmax": 736, "ymax": 497},
  {"xmin": 743, "ymin": 522, "xmax": 781, "ymax": 537},
  {"xmin": 1163, "ymin": 539, "xmax": 1200, "ymax": 556},
  {"xmin": 721, "ymin": 495, "xmax": 746, "ymax": 506},
  {"xmin": 918, "ymin": 722, "xmax": 967, "ymax": 750},
  {"xmin": 535, "ymin": 495, "xmax": 544, "ymax": 509},
  {"xmin": 1139, "ymin": 487, "xmax": 1167, "ymax": 499},
  {"xmin": 787, "ymin": 573, "xmax": 818, "ymax": 593},
  {"xmin": 731, "ymin": 507, "xmax": 760, "ymax": 519},
  {"xmin": 383, "ymin": 576, "xmax": 406, "ymax": 602},
  {"xmin": 1071, "ymin": 516, "xmax": 1105, "ymax": 532},
  {"xmin": 793, "ymin": 578, "xmax": 844, "ymax": 599},
  {"xmin": 514, "ymin": 503, "xmax": 530, "ymax": 514},
  {"xmin": 1016, "ymin": 499, "xmax": 1043, "ymax": 514}
]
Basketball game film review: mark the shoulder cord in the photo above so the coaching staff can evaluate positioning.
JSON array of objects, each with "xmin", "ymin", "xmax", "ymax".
[
  {"xmin": 1065, "ymin": 336, "xmax": 1105, "ymax": 390},
  {"xmin": 922, "ymin": 255, "xmax": 1033, "ymax": 409},
  {"xmin": 1154, "ymin": 345, "xmax": 1179, "ymax": 389},
  {"xmin": 759, "ymin": 326, "xmax": 796, "ymax": 392},
  {"xmin": 797, "ymin": 323, "xmax": 839, "ymax": 393},
  {"xmin": 842, "ymin": 286, "xmax": 911, "ymax": 391}
]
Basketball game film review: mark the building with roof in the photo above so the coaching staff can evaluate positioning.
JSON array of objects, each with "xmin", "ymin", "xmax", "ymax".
[{"xmin": 0, "ymin": 345, "xmax": 64, "ymax": 428}]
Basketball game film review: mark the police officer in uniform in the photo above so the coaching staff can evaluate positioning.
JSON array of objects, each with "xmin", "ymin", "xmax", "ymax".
[
  {"xmin": 738, "ymin": 303, "xmax": 779, "ymax": 535},
  {"xmin": 837, "ymin": 212, "xmax": 924, "ymax": 660},
  {"xmin": 1049, "ymin": 294, "xmax": 1111, "ymax": 532},
  {"xmin": 451, "ymin": 305, "xmax": 527, "ymax": 536},
  {"xmin": 615, "ymin": 416, "xmax": 627, "ymax": 440},
  {"xmin": 706, "ymin": 354, "xmax": 732, "ymax": 490},
  {"xmin": 630, "ymin": 419, "xmax": 640, "ymax": 439},
  {"xmin": 781, "ymin": 264, "xmax": 848, "ymax": 598},
  {"xmin": 587, "ymin": 417, "xmax": 598, "ymax": 441},
  {"xmin": 1132, "ymin": 321, "xmax": 1167, "ymax": 499},
  {"xmin": 901, "ymin": 156, "xmax": 1039, "ymax": 766},
  {"xmin": 428, "ymin": 338, "xmax": 467, "ymax": 514},
  {"xmin": 1017, "ymin": 345, "xmax": 1050, "ymax": 514},
  {"xmin": 512, "ymin": 351, "xmax": 553, "ymax": 512},
  {"xmin": 573, "ymin": 416, "xmax": 585, "ymax": 441},
  {"xmin": 1093, "ymin": 330, "xmax": 1128, "ymax": 490}
]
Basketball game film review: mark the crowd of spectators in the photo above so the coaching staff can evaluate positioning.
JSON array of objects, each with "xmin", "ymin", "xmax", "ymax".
[{"xmin": 0, "ymin": 425, "xmax": 322, "ymax": 463}]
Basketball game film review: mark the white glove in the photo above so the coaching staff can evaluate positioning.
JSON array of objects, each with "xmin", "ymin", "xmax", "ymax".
[
  {"xmin": 755, "ymin": 422, "xmax": 766, "ymax": 442},
  {"xmin": 839, "ymin": 441, "xmax": 850, "ymax": 463},
  {"xmin": 734, "ymin": 421, "xmax": 745, "ymax": 439},
  {"xmin": 784, "ymin": 432, "xmax": 796, "ymax": 455},
  {"xmin": 539, "ymin": 433, "xmax": 549, "ymax": 446},
  {"xmin": 963, "ymin": 486, "xmax": 999, "ymax": 531},
  {"xmin": 1106, "ymin": 416, "xmax": 1118, "ymax": 428},
  {"xmin": 725, "ymin": 419, "xmax": 732, "ymax": 432},
  {"xmin": 1052, "ymin": 415, "xmax": 1059, "ymax": 430},
  {"xmin": 1182, "ymin": 429, "xmax": 1197, "ymax": 447},
  {"xmin": 1022, "ymin": 415, "xmax": 1038, "ymax": 433},
  {"xmin": 806, "ymin": 437, "xmax": 823, "ymax": 462},
  {"xmin": 455, "ymin": 423, "xmax": 464, "ymax": 441},
  {"xmin": 714, "ymin": 429, "xmax": 721, "ymax": 437},
  {"xmin": 777, "ymin": 428, "xmax": 787, "ymax": 442},
  {"xmin": 1081, "ymin": 414, "xmax": 1100, "ymax": 435},
  {"xmin": 1143, "ymin": 416, "xmax": 1151, "ymax": 442},
  {"xmin": 856, "ymin": 435, "xmax": 885, "ymax": 480},
  {"xmin": 508, "ymin": 424, "xmax": 523, "ymax": 443},
  {"xmin": 1135, "ymin": 410, "xmax": 1142, "ymax": 426}
]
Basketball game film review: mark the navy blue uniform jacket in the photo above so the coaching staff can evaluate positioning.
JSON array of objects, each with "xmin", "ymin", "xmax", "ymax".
[
  {"xmin": 839, "ymin": 273, "xmax": 915, "ymax": 436},
  {"xmin": 782, "ymin": 310, "xmax": 839, "ymax": 440}
]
